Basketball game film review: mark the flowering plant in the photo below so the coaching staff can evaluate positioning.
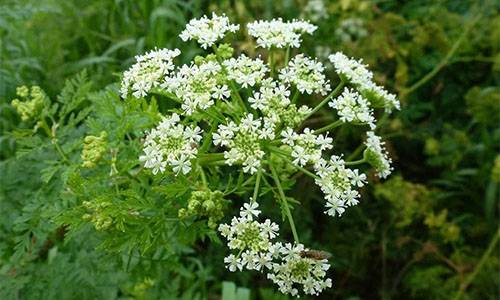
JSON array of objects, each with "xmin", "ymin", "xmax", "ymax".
[{"xmin": 120, "ymin": 13, "xmax": 399, "ymax": 296}]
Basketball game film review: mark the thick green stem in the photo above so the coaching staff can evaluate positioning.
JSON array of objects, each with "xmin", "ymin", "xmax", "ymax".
[
  {"xmin": 291, "ymin": 89, "xmax": 300, "ymax": 104},
  {"xmin": 197, "ymin": 153, "xmax": 225, "ymax": 165},
  {"xmin": 315, "ymin": 120, "xmax": 343, "ymax": 134},
  {"xmin": 304, "ymin": 81, "xmax": 345, "ymax": 121},
  {"xmin": 269, "ymin": 162, "xmax": 300, "ymax": 244}
]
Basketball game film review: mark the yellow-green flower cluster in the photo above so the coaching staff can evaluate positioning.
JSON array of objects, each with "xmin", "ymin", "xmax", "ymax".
[
  {"xmin": 11, "ymin": 85, "xmax": 47, "ymax": 121},
  {"xmin": 178, "ymin": 190, "xmax": 228, "ymax": 228},
  {"xmin": 81, "ymin": 131, "xmax": 108, "ymax": 168},
  {"xmin": 82, "ymin": 200, "xmax": 114, "ymax": 231}
]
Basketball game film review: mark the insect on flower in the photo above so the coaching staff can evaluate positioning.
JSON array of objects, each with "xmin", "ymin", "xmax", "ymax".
[{"xmin": 300, "ymin": 249, "xmax": 332, "ymax": 260}]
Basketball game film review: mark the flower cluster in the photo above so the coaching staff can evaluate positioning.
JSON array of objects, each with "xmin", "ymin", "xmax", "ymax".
[
  {"xmin": 120, "ymin": 48, "xmax": 180, "ymax": 98},
  {"xmin": 281, "ymin": 128, "xmax": 332, "ymax": 167},
  {"xmin": 302, "ymin": 0, "xmax": 328, "ymax": 22},
  {"xmin": 329, "ymin": 52, "xmax": 400, "ymax": 113},
  {"xmin": 11, "ymin": 86, "xmax": 47, "ymax": 121},
  {"xmin": 219, "ymin": 202, "xmax": 331, "ymax": 296},
  {"xmin": 163, "ymin": 60, "xmax": 227, "ymax": 115},
  {"xmin": 247, "ymin": 18, "xmax": 317, "ymax": 48},
  {"xmin": 178, "ymin": 190, "xmax": 228, "ymax": 228},
  {"xmin": 279, "ymin": 54, "xmax": 331, "ymax": 95},
  {"xmin": 81, "ymin": 131, "xmax": 108, "ymax": 168},
  {"xmin": 213, "ymin": 114, "xmax": 272, "ymax": 174},
  {"xmin": 329, "ymin": 87, "xmax": 375, "ymax": 129},
  {"xmin": 364, "ymin": 131, "xmax": 393, "ymax": 178},
  {"xmin": 248, "ymin": 80, "xmax": 311, "ymax": 128},
  {"xmin": 139, "ymin": 113, "xmax": 202, "ymax": 175},
  {"xmin": 180, "ymin": 13, "xmax": 239, "ymax": 49},
  {"xmin": 223, "ymin": 54, "xmax": 268, "ymax": 88},
  {"xmin": 314, "ymin": 156, "xmax": 366, "ymax": 217},
  {"xmin": 268, "ymin": 243, "xmax": 332, "ymax": 296},
  {"xmin": 117, "ymin": 13, "xmax": 400, "ymax": 297}
]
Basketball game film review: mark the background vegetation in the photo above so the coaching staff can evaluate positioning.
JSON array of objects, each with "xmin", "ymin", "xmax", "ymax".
[{"xmin": 1, "ymin": 0, "xmax": 499, "ymax": 299}]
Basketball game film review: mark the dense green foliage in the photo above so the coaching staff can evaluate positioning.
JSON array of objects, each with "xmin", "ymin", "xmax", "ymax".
[{"xmin": 1, "ymin": 0, "xmax": 499, "ymax": 299}]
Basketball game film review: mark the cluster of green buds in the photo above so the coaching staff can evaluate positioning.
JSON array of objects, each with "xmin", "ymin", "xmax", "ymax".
[
  {"xmin": 81, "ymin": 131, "xmax": 108, "ymax": 168},
  {"xmin": 11, "ymin": 85, "xmax": 47, "ymax": 121},
  {"xmin": 178, "ymin": 189, "xmax": 228, "ymax": 228},
  {"xmin": 82, "ymin": 200, "xmax": 114, "ymax": 231}
]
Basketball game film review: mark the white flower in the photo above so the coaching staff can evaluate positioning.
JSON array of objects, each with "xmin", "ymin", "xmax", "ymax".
[
  {"xmin": 247, "ymin": 18, "xmax": 317, "ymax": 49},
  {"xmin": 171, "ymin": 154, "xmax": 192, "ymax": 175},
  {"xmin": 224, "ymin": 54, "xmax": 268, "ymax": 88},
  {"xmin": 279, "ymin": 54, "xmax": 331, "ymax": 95},
  {"xmin": 162, "ymin": 61, "xmax": 224, "ymax": 115},
  {"xmin": 212, "ymin": 85, "xmax": 230, "ymax": 100},
  {"xmin": 213, "ymin": 113, "xmax": 270, "ymax": 174},
  {"xmin": 180, "ymin": 13, "xmax": 239, "ymax": 49},
  {"xmin": 313, "ymin": 157, "xmax": 365, "ymax": 217},
  {"xmin": 261, "ymin": 219, "xmax": 280, "ymax": 239},
  {"xmin": 349, "ymin": 169, "xmax": 366, "ymax": 187},
  {"xmin": 328, "ymin": 51, "xmax": 373, "ymax": 87},
  {"xmin": 120, "ymin": 48, "xmax": 180, "ymax": 98},
  {"xmin": 364, "ymin": 131, "xmax": 393, "ymax": 178},
  {"xmin": 224, "ymin": 254, "xmax": 242, "ymax": 272},
  {"xmin": 281, "ymin": 128, "xmax": 297, "ymax": 145},
  {"xmin": 292, "ymin": 146, "xmax": 310, "ymax": 166},
  {"xmin": 329, "ymin": 87, "xmax": 376, "ymax": 129},
  {"xmin": 140, "ymin": 114, "xmax": 202, "ymax": 175},
  {"xmin": 268, "ymin": 243, "xmax": 332, "ymax": 296},
  {"xmin": 325, "ymin": 198, "xmax": 346, "ymax": 217},
  {"xmin": 240, "ymin": 201, "xmax": 261, "ymax": 220},
  {"xmin": 328, "ymin": 52, "xmax": 400, "ymax": 113}
]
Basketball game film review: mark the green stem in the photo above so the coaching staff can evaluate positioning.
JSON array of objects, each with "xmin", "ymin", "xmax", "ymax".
[
  {"xmin": 401, "ymin": 15, "xmax": 480, "ymax": 97},
  {"xmin": 452, "ymin": 229, "xmax": 500, "ymax": 300},
  {"xmin": 269, "ymin": 49, "xmax": 275, "ymax": 78},
  {"xmin": 346, "ymin": 144, "xmax": 366, "ymax": 162},
  {"xmin": 291, "ymin": 89, "xmax": 300, "ymax": 104},
  {"xmin": 197, "ymin": 153, "xmax": 225, "ymax": 165},
  {"xmin": 345, "ymin": 158, "xmax": 366, "ymax": 166},
  {"xmin": 315, "ymin": 120, "xmax": 343, "ymax": 134},
  {"xmin": 269, "ymin": 162, "xmax": 300, "ymax": 244},
  {"xmin": 228, "ymin": 80, "xmax": 248, "ymax": 113},
  {"xmin": 252, "ymin": 169, "xmax": 262, "ymax": 202},
  {"xmin": 304, "ymin": 81, "xmax": 345, "ymax": 121},
  {"xmin": 284, "ymin": 46, "xmax": 290, "ymax": 66},
  {"xmin": 199, "ymin": 165, "xmax": 208, "ymax": 187}
]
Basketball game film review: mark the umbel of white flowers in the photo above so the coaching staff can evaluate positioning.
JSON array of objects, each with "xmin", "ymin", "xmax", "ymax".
[{"xmin": 120, "ymin": 13, "xmax": 399, "ymax": 297}]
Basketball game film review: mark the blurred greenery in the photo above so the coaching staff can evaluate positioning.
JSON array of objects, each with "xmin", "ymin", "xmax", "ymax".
[{"xmin": 0, "ymin": 0, "xmax": 499, "ymax": 299}]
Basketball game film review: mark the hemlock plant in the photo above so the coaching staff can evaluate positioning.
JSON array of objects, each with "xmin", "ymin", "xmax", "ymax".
[
  {"xmin": 9, "ymin": 13, "xmax": 399, "ymax": 297},
  {"xmin": 119, "ymin": 13, "xmax": 399, "ymax": 297}
]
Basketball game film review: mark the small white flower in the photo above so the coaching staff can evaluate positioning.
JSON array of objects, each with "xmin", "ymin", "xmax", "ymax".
[
  {"xmin": 180, "ymin": 13, "xmax": 239, "ymax": 49},
  {"xmin": 247, "ymin": 18, "xmax": 317, "ymax": 49},
  {"xmin": 224, "ymin": 254, "xmax": 242, "ymax": 272},
  {"xmin": 240, "ymin": 201, "xmax": 261, "ymax": 220}
]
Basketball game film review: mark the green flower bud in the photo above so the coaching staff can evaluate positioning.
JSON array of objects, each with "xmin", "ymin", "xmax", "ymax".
[
  {"xmin": 11, "ymin": 85, "xmax": 46, "ymax": 121},
  {"xmin": 216, "ymin": 43, "xmax": 234, "ymax": 59},
  {"xmin": 81, "ymin": 131, "xmax": 108, "ymax": 168}
]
